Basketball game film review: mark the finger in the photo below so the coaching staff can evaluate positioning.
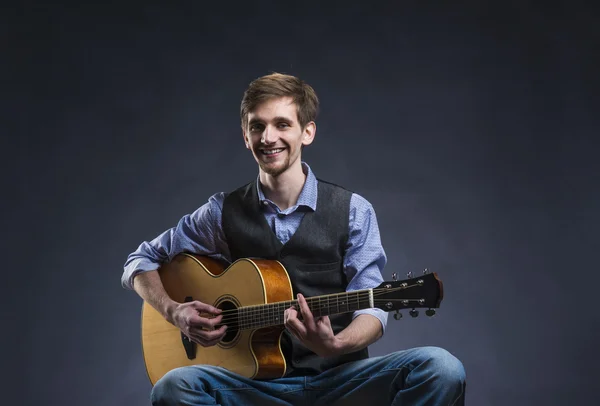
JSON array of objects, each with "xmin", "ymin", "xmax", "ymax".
[
  {"xmin": 317, "ymin": 315, "xmax": 332, "ymax": 329},
  {"xmin": 191, "ymin": 301, "xmax": 222, "ymax": 315},
  {"xmin": 190, "ymin": 325, "xmax": 227, "ymax": 342},
  {"xmin": 285, "ymin": 321, "xmax": 300, "ymax": 340},
  {"xmin": 297, "ymin": 294, "xmax": 316, "ymax": 328},
  {"xmin": 284, "ymin": 310, "xmax": 307, "ymax": 339},
  {"xmin": 188, "ymin": 314, "xmax": 223, "ymax": 329},
  {"xmin": 287, "ymin": 319, "xmax": 307, "ymax": 339},
  {"xmin": 284, "ymin": 307, "xmax": 300, "ymax": 326},
  {"xmin": 201, "ymin": 324, "xmax": 228, "ymax": 339},
  {"xmin": 284, "ymin": 307, "xmax": 298, "ymax": 323}
]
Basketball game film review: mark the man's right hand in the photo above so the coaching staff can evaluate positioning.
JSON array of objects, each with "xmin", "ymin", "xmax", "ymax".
[{"xmin": 169, "ymin": 301, "xmax": 227, "ymax": 347}]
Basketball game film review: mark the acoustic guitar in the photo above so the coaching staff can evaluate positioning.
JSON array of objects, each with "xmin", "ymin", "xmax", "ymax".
[{"xmin": 141, "ymin": 253, "xmax": 443, "ymax": 384}]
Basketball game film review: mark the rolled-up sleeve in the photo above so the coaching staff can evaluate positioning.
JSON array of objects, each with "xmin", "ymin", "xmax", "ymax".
[
  {"xmin": 344, "ymin": 194, "xmax": 388, "ymax": 333},
  {"xmin": 121, "ymin": 193, "xmax": 229, "ymax": 290}
]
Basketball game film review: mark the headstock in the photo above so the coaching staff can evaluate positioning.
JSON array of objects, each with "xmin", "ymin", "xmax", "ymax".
[{"xmin": 373, "ymin": 270, "xmax": 443, "ymax": 319}]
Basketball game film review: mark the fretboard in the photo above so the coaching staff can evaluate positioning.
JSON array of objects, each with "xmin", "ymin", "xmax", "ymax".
[{"xmin": 237, "ymin": 289, "xmax": 372, "ymax": 330}]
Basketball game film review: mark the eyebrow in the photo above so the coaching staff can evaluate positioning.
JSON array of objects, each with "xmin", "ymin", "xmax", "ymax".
[{"xmin": 248, "ymin": 116, "xmax": 294, "ymax": 126}]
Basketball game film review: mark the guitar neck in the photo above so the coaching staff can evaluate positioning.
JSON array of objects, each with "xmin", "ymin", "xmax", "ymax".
[{"xmin": 237, "ymin": 289, "xmax": 373, "ymax": 330}]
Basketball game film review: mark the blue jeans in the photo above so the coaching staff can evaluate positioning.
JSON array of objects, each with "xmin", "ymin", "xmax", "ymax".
[{"xmin": 151, "ymin": 346, "xmax": 466, "ymax": 406}]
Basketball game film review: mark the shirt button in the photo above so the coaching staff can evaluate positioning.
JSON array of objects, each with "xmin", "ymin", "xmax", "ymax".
[
  {"xmin": 277, "ymin": 213, "xmax": 285, "ymax": 218},
  {"xmin": 262, "ymin": 201, "xmax": 269, "ymax": 206}
]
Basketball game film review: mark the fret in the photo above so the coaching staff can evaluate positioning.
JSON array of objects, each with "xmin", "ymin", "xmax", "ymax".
[
  {"xmin": 236, "ymin": 290, "xmax": 376, "ymax": 331},
  {"xmin": 242, "ymin": 306, "xmax": 247, "ymax": 330},
  {"xmin": 266, "ymin": 303, "xmax": 270, "ymax": 326},
  {"xmin": 278, "ymin": 302, "xmax": 283, "ymax": 326},
  {"xmin": 261, "ymin": 304, "xmax": 265, "ymax": 328},
  {"xmin": 252, "ymin": 304, "xmax": 258, "ymax": 329},
  {"xmin": 278, "ymin": 302, "xmax": 283, "ymax": 325},
  {"xmin": 246, "ymin": 306, "xmax": 251, "ymax": 329},
  {"xmin": 269, "ymin": 302, "xmax": 273, "ymax": 326},
  {"xmin": 317, "ymin": 296, "xmax": 321, "ymax": 317}
]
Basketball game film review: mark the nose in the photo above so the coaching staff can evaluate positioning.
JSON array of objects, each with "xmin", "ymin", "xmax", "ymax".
[{"xmin": 261, "ymin": 125, "xmax": 277, "ymax": 144}]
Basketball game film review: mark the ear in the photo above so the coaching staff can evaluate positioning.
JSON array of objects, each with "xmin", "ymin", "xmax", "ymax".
[
  {"xmin": 302, "ymin": 121, "xmax": 316, "ymax": 146},
  {"xmin": 242, "ymin": 130, "xmax": 250, "ymax": 149}
]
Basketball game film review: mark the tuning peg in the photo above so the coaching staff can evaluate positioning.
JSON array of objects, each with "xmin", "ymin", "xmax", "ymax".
[
  {"xmin": 423, "ymin": 268, "xmax": 429, "ymax": 275},
  {"xmin": 392, "ymin": 272, "xmax": 397, "ymax": 281},
  {"xmin": 407, "ymin": 271, "xmax": 413, "ymax": 279},
  {"xmin": 409, "ymin": 309, "xmax": 419, "ymax": 318},
  {"xmin": 426, "ymin": 309, "xmax": 436, "ymax": 317},
  {"xmin": 393, "ymin": 310, "xmax": 402, "ymax": 320}
]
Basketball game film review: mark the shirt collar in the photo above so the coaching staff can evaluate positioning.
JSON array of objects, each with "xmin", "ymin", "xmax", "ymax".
[{"xmin": 256, "ymin": 162, "xmax": 318, "ymax": 212}]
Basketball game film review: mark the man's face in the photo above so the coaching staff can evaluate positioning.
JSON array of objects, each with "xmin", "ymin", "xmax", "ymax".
[{"xmin": 243, "ymin": 96, "xmax": 315, "ymax": 177}]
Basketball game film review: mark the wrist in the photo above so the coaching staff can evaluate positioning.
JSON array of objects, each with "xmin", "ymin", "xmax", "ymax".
[
  {"xmin": 162, "ymin": 299, "xmax": 178, "ymax": 324},
  {"xmin": 329, "ymin": 335, "xmax": 346, "ymax": 356}
]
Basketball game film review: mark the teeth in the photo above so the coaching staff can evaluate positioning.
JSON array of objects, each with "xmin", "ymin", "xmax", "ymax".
[{"xmin": 262, "ymin": 148, "xmax": 284, "ymax": 155}]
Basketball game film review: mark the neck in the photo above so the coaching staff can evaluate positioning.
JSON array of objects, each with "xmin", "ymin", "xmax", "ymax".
[
  {"xmin": 238, "ymin": 289, "xmax": 373, "ymax": 330},
  {"xmin": 259, "ymin": 161, "xmax": 306, "ymax": 210}
]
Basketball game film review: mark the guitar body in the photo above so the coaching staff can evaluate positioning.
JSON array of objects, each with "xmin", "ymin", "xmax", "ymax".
[{"xmin": 141, "ymin": 254, "xmax": 293, "ymax": 385}]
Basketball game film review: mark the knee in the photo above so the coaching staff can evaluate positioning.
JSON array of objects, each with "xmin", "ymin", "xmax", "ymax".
[
  {"xmin": 151, "ymin": 368, "xmax": 189, "ymax": 405},
  {"xmin": 150, "ymin": 367, "xmax": 206, "ymax": 405},
  {"xmin": 419, "ymin": 346, "xmax": 466, "ymax": 388}
]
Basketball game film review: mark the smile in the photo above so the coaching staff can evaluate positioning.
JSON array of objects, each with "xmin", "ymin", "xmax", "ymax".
[{"xmin": 260, "ymin": 148, "xmax": 285, "ymax": 156}]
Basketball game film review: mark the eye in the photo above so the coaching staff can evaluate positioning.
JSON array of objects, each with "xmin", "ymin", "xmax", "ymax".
[
  {"xmin": 249, "ymin": 124, "xmax": 264, "ymax": 132},
  {"xmin": 277, "ymin": 122, "xmax": 290, "ymax": 129}
]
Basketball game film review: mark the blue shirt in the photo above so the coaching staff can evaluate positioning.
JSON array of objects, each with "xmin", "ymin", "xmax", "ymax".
[{"xmin": 122, "ymin": 163, "xmax": 388, "ymax": 332}]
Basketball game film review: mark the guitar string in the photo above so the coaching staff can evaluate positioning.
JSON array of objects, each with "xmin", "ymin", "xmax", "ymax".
[
  {"xmin": 208, "ymin": 284, "xmax": 422, "ymax": 318},
  {"xmin": 215, "ymin": 298, "xmax": 428, "ymax": 330},
  {"xmin": 211, "ymin": 284, "xmax": 421, "ymax": 318},
  {"xmin": 209, "ymin": 286, "xmax": 431, "ymax": 328},
  {"xmin": 209, "ymin": 288, "xmax": 405, "ymax": 324},
  {"xmin": 213, "ymin": 285, "xmax": 424, "ymax": 325}
]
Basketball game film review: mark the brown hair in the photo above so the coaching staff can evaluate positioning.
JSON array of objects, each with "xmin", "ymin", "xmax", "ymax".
[{"xmin": 240, "ymin": 72, "xmax": 319, "ymax": 130}]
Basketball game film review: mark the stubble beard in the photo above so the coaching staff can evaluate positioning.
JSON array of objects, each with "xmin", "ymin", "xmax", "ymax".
[{"xmin": 258, "ymin": 154, "xmax": 290, "ymax": 177}]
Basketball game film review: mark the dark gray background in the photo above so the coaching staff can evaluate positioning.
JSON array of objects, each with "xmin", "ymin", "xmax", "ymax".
[{"xmin": 4, "ymin": 1, "xmax": 599, "ymax": 405}]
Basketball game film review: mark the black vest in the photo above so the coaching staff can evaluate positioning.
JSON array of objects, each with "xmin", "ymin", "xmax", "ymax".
[{"xmin": 222, "ymin": 179, "xmax": 369, "ymax": 376}]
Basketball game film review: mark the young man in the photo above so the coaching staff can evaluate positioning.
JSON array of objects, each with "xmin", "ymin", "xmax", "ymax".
[{"xmin": 122, "ymin": 73, "xmax": 466, "ymax": 405}]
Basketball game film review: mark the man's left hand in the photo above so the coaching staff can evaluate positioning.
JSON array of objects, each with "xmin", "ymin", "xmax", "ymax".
[{"xmin": 284, "ymin": 293, "xmax": 342, "ymax": 357}]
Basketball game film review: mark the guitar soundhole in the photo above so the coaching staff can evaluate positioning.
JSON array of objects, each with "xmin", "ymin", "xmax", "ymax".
[{"xmin": 216, "ymin": 298, "xmax": 240, "ymax": 348}]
